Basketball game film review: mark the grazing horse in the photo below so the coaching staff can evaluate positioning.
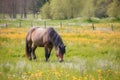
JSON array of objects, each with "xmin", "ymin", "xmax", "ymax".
[{"xmin": 26, "ymin": 27, "xmax": 66, "ymax": 62}]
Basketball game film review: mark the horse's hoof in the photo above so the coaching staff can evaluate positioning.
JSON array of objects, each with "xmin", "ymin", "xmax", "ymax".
[
  {"xmin": 59, "ymin": 60, "xmax": 63, "ymax": 62},
  {"xmin": 29, "ymin": 57, "xmax": 32, "ymax": 61},
  {"xmin": 34, "ymin": 59, "xmax": 37, "ymax": 62},
  {"xmin": 45, "ymin": 58, "xmax": 49, "ymax": 62}
]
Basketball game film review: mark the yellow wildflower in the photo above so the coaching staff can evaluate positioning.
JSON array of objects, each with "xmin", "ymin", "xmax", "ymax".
[{"xmin": 72, "ymin": 76, "xmax": 77, "ymax": 80}]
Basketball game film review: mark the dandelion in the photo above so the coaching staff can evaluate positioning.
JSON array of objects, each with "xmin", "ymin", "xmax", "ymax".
[
  {"xmin": 97, "ymin": 69, "xmax": 102, "ymax": 74},
  {"xmin": 0, "ymin": 72, "xmax": 2, "ymax": 76},
  {"xmin": 30, "ymin": 73, "xmax": 34, "ymax": 78},
  {"xmin": 72, "ymin": 76, "xmax": 77, "ymax": 80},
  {"xmin": 54, "ymin": 71, "xmax": 61, "ymax": 78},
  {"xmin": 46, "ymin": 74, "xmax": 50, "ymax": 80},
  {"xmin": 97, "ymin": 69, "xmax": 103, "ymax": 80},
  {"xmin": 65, "ymin": 72, "xmax": 69, "ymax": 77},
  {"xmin": 83, "ymin": 75, "xmax": 88, "ymax": 80},
  {"xmin": 24, "ymin": 78, "xmax": 28, "ymax": 80},
  {"xmin": 106, "ymin": 69, "xmax": 111, "ymax": 73},
  {"xmin": 8, "ymin": 74, "xmax": 13, "ymax": 80},
  {"xmin": 90, "ymin": 75, "xmax": 95, "ymax": 80},
  {"xmin": 78, "ymin": 77, "xmax": 82, "ymax": 80},
  {"xmin": 38, "ymin": 71, "xmax": 43, "ymax": 77}
]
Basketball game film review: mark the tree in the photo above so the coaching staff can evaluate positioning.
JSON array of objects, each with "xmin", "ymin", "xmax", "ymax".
[
  {"xmin": 0, "ymin": 0, "xmax": 47, "ymax": 19},
  {"xmin": 0, "ymin": 0, "xmax": 19, "ymax": 18},
  {"xmin": 0, "ymin": 0, "xmax": 6, "ymax": 18},
  {"xmin": 8, "ymin": 0, "xmax": 18, "ymax": 18},
  {"xmin": 41, "ymin": 2, "xmax": 51, "ymax": 19},
  {"xmin": 107, "ymin": 0, "xmax": 120, "ymax": 18},
  {"xmin": 81, "ymin": 0, "xmax": 95, "ymax": 20},
  {"xmin": 94, "ymin": 0, "xmax": 112, "ymax": 18},
  {"xmin": 30, "ymin": 0, "xmax": 46, "ymax": 18},
  {"xmin": 20, "ymin": 0, "xmax": 27, "ymax": 18},
  {"xmin": 50, "ymin": 0, "xmax": 65, "ymax": 19},
  {"xmin": 41, "ymin": 0, "xmax": 83, "ymax": 19}
]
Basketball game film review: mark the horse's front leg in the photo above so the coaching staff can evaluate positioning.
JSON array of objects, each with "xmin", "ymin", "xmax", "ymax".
[
  {"xmin": 45, "ymin": 47, "xmax": 49, "ymax": 62},
  {"xmin": 45, "ymin": 46, "xmax": 53, "ymax": 62}
]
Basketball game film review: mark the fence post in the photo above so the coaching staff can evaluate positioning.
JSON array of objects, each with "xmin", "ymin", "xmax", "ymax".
[
  {"xmin": 5, "ymin": 22, "xmax": 7, "ymax": 28},
  {"xmin": 111, "ymin": 24, "xmax": 114, "ymax": 31},
  {"xmin": 44, "ymin": 21, "xmax": 46, "ymax": 28},
  {"xmin": 92, "ymin": 23, "xmax": 95, "ymax": 30},
  {"xmin": 19, "ymin": 21, "xmax": 21, "ymax": 27},
  {"xmin": 60, "ymin": 21, "xmax": 62, "ymax": 28}
]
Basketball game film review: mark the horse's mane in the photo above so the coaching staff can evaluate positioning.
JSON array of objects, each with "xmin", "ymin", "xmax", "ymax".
[{"xmin": 47, "ymin": 27, "xmax": 64, "ymax": 48}]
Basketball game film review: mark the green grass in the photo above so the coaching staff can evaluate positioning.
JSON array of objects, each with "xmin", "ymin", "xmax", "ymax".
[{"xmin": 0, "ymin": 26, "xmax": 120, "ymax": 80}]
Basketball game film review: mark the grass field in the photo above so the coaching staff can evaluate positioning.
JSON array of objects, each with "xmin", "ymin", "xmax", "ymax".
[{"xmin": 0, "ymin": 25, "xmax": 120, "ymax": 80}]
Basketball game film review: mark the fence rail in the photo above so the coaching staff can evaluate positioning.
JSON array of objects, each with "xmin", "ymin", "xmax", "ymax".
[{"xmin": 0, "ymin": 21, "xmax": 119, "ymax": 31}]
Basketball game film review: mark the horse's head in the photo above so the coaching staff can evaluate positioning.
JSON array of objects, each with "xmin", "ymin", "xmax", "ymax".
[{"xmin": 56, "ymin": 45, "xmax": 66, "ymax": 62}]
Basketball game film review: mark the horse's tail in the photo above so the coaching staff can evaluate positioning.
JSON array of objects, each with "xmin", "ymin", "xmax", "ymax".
[
  {"xmin": 25, "ymin": 27, "xmax": 37, "ymax": 59},
  {"xmin": 25, "ymin": 30, "xmax": 32, "ymax": 59},
  {"xmin": 26, "ymin": 37, "xmax": 31, "ymax": 59}
]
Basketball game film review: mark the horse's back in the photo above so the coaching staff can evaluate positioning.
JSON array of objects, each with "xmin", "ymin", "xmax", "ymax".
[
  {"xmin": 26, "ymin": 27, "xmax": 58, "ymax": 47},
  {"xmin": 30, "ymin": 27, "xmax": 46, "ymax": 46},
  {"xmin": 26, "ymin": 27, "xmax": 39, "ymax": 41}
]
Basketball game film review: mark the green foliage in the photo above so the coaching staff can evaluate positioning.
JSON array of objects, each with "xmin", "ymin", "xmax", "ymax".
[
  {"xmin": 50, "ymin": 0, "xmax": 65, "ymax": 19},
  {"xmin": 107, "ymin": 0, "xmax": 120, "ymax": 18},
  {"xmin": 1, "ymin": 0, "xmax": 120, "ymax": 19},
  {"xmin": 40, "ymin": 0, "xmax": 120, "ymax": 19},
  {"xmin": 41, "ymin": 2, "xmax": 51, "ymax": 19},
  {"xmin": 94, "ymin": 0, "xmax": 110, "ymax": 18},
  {"xmin": 81, "ymin": 0, "xmax": 95, "ymax": 20},
  {"xmin": 41, "ymin": 0, "xmax": 83, "ymax": 19}
]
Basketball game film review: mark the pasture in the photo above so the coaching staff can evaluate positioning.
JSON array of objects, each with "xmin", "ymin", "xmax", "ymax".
[{"xmin": 0, "ymin": 25, "xmax": 120, "ymax": 80}]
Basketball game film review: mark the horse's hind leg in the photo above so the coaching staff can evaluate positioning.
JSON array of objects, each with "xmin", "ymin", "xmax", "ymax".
[
  {"xmin": 28, "ymin": 47, "xmax": 32, "ymax": 60},
  {"xmin": 31, "ymin": 44, "xmax": 37, "ymax": 61},
  {"xmin": 32, "ymin": 47, "xmax": 37, "ymax": 61}
]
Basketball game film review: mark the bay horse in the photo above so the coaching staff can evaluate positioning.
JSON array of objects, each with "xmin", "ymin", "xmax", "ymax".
[{"xmin": 26, "ymin": 27, "xmax": 66, "ymax": 62}]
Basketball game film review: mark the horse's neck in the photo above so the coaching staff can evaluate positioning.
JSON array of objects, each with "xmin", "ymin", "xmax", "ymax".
[{"xmin": 53, "ymin": 38, "xmax": 63, "ymax": 49}]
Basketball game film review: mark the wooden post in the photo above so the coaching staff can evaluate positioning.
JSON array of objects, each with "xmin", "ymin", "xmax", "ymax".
[
  {"xmin": 5, "ymin": 22, "xmax": 7, "ymax": 28},
  {"xmin": 92, "ymin": 23, "xmax": 95, "ymax": 30},
  {"xmin": 60, "ymin": 21, "xmax": 62, "ymax": 28},
  {"xmin": 111, "ymin": 24, "xmax": 113, "ymax": 31},
  {"xmin": 19, "ymin": 21, "xmax": 21, "ymax": 27}
]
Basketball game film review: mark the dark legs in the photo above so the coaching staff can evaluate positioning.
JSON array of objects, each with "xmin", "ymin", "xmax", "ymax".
[
  {"xmin": 31, "ymin": 47, "xmax": 37, "ymax": 60},
  {"xmin": 28, "ymin": 47, "xmax": 37, "ymax": 61},
  {"xmin": 28, "ymin": 43, "xmax": 37, "ymax": 61},
  {"xmin": 45, "ymin": 50, "xmax": 50, "ymax": 61},
  {"xmin": 28, "ymin": 47, "xmax": 32, "ymax": 60},
  {"xmin": 28, "ymin": 42, "xmax": 53, "ymax": 62},
  {"xmin": 45, "ymin": 46, "xmax": 53, "ymax": 61}
]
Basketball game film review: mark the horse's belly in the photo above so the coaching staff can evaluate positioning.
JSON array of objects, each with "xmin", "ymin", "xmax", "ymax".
[
  {"xmin": 34, "ymin": 39, "xmax": 44, "ymax": 47},
  {"xmin": 31, "ymin": 28, "xmax": 46, "ymax": 47},
  {"xmin": 31, "ymin": 35, "xmax": 44, "ymax": 47}
]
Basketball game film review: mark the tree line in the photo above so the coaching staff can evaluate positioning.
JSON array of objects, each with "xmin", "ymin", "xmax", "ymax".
[
  {"xmin": 0, "ymin": 0, "xmax": 120, "ymax": 19},
  {"xmin": 41, "ymin": 0, "xmax": 120, "ymax": 19},
  {"xmin": 0, "ymin": 0, "xmax": 48, "ymax": 18}
]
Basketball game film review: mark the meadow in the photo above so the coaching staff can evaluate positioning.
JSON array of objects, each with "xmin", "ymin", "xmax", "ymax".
[{"xmin": 0, "ymin": 23, "xmax": 120, "ymax": 80}]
